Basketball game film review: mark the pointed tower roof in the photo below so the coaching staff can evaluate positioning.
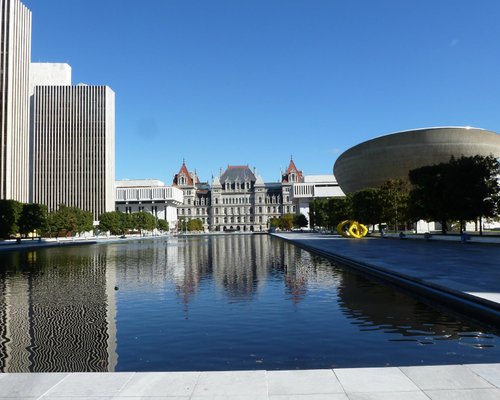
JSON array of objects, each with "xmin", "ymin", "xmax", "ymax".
[
  {"xmin": 255, "ymin": 174, "xmax": 265, "ymax": 186},
  {"xmin": 173, "ymin": 160, "xmax": 194, "ymax": 186},
  {"xmin": 282, "ymin": 157, "xmax": 303, "ymax": 183},
  {"xmin": 212, "ymin": 175, "xmax": 221, "ymax": 187}
]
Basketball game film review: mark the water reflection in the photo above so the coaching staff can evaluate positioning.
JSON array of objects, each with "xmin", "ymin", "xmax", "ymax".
[
  {"xmin": 0, "ymin": 248, "xmax": 117, "ymax": 372},
  {"xmin": 0, "ymin": 235, "xmax": 498, "ymax": 372},
  {"xmin": 337, "ymin": 273, "xmax": 497, "ymax": 348}
]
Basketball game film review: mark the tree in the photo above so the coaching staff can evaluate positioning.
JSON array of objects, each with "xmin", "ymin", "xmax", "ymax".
[
  {"xmin": 156, "ymin": 219, "xmax": 169, "ymax": 232},
  {"xmin": 50, "ymin": 205, "xmax": 79, "ymax": 236},
  {"xmin": 18, "ymin": 203, "xmax": 48, "ymax": 238},
  {"xmin": 409, "ymin": 164, "xmax": 449, "ymax": 232},
  {"xmin": 327, "ymin": 197, "xmax": 352, "ymax": 229},
  {"xmin": 49, "ymin": 205, "xmax": 93, "ymax": 237},
  {"xmin": 309, "ymin": 197, "xmax": 351, "ymax": 230},
  {"xmin": 99, "ymin": 211, "xmax": 125, "ymax": 235},
  {"xmin": 293, "ymin": 213, "xmax": 308, "ymax": 228},
  {"xmin": 75, "ymin": 208, "xmax": 94, "ymax": 235},
  {"xmin": 280, "ymin": 214, "xmax": 294, "ymax": 230},
  {"xmin": 350, "ymin": 188, "xmax": 383, "ymax": 228},
  {"xmin": 409, "ymin": 155, "xmax": 500, "ymax": 234},
  {"xmin": 186, "ymin": 218, "xmax": 203, "ymax": 231},
  {"xmin": 447, "ymin": 155, "xmax": 500, "ymax": 232},
  {"xmin": 0, "ymin": 199, "xmax": 23, "ymax": 239},
  {"xmin": 309, "ymin": 198, "xmax": 328, "ymax": 228},
  {"xmin": 379, "ymin": 179, "xmax": 411, "ymax": 231},
  {"xmin": 269, "ymin": 217, "xmax": 281, "ymax": 229},
  {"xmin": 131, "ymin": 211, "xmax": 156, "ymax": 235}
]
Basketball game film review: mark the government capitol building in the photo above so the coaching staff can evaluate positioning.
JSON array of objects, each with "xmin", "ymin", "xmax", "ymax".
[{"xmin": 115, "ymin": 159, "xmax": 344, "ymax": 232}]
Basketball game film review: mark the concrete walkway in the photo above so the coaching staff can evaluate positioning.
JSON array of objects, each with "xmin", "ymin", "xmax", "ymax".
[
  {"xmin": 0, "ymin": 364, "xmax": 498, "ymax": 399},
  {"xmin": 273, "ymin": 232, "xmax": 500, "ymax": 323}
]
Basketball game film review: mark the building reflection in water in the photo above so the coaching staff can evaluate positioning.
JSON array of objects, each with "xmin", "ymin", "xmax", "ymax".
[
  {"xmin": 0, "ymin": 247, "xmax": 117, "ymax": 372},
  {"xmin": 166, "ymin": 234, "xmax": 342, "ymax": 305}
]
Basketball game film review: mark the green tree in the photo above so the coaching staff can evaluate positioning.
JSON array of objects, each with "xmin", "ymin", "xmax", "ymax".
[
  {"xmin": 447, "ymin": 155, "xmax": 500, "ymax": 232},
  {"xmin": 379, "ymin": 179, "xmax": 411, "ymax": 231},
  {"xmin": 156, "ymin": 219, "xmax": 169, "ymax": 232},
  {"xmin": 409, "ymin": 163, "xmax": 449, "ymax": 232},
  {"xmin": 293, "ymin": 213, "xmax": 308, "ymax": 228},
  {"xmin": 281, "ymin": 214, "xmax": 294, "ymax": 230},
  {"xmin": 310, "ymin": 197, "xmax": 351, "ymax": 230},
  {"xmin": 186, "ymin": 218, "xmax": 203, "ymax": 231},
  {"xmin": 121, "ymin": 213, "xmax": 133, "ymax": 234},
  {"xmin": 50, "ymin": 205, "xmax": 79, "ymax": 236},
  {"xmin": 269, "ymin": 217, "xmax": 281, "ymax": 229},
  {"xmin": 99, "ymin": 211, "xmax": 125, "ymax": 235},
  {"xmin": 0, "ymin": 199, "xmax": 23, "ymax": 239},
  {"xmin": 131, "ymin": 211, "xmax": 156, "ymax": 235},
  {"xmin": 409, "ymin": 155, "xmax": 500, "ymax": 234},
  {"xmin": 309, "ymin": 198, "xmax": 328, "ymax": 228},
  {"xmin": 18, "ymin": 203, "xmax": 48, "ymax": 238},
  {"xmin": 75, "ymin": 208, "xmax": 93, "ymax": 235},
  {"xmin": 350, "ymin": 188, "xmax": 383, "ymax": 228},
  {"xmin": 49, "ymin": 205, "xmax": 93, "ymax": 237},
  {"xmin": 326, "ymin": 197, "xmax": 352, "ymax": 229}
]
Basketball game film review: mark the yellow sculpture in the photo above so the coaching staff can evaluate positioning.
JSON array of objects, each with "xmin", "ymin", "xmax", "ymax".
[{"xmin": 337, "ymin": 220, "xmax": 368, "ymax": 239}]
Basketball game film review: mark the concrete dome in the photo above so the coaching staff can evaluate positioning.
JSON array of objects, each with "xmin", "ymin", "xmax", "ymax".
[{"xmin": 334, "ymin": 127, "xmax": 500, "ymax": 193}]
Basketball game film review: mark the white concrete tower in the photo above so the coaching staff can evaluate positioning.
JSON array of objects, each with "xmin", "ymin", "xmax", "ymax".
[
  {"xmin": 0, "ymin": 0, "xmax": 32, "ymax": 202},
  {"xmin": 31, "ymin": 65, "xmax": 115, "ymax": 220}
]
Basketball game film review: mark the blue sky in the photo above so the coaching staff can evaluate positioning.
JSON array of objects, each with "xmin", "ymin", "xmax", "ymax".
[{"xmin": 24, "ymin": 0, "xmax": 500, "ymax": 184}]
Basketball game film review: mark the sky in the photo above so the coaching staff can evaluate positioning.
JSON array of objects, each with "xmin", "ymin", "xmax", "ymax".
[{"xmin": 23, "ymin": 0, "xmax": 500, "ymax": 184}]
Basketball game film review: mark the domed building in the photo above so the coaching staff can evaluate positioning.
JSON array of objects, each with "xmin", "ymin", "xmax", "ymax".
[{"xmin": 334, "ymin": 127, "xmax": 500, "ymax": 193}]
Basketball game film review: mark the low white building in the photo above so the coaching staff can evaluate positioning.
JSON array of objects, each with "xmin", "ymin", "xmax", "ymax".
[
  {"xmin": 115, "ymin": 179, "xmax": 183, "ymax": 230},
  {"xmin": 291, "ymin": 175, "xmax": 345, "ymax": 226}
]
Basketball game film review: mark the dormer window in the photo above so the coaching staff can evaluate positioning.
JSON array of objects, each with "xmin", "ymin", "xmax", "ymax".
[{"xmin": 290, "ymin": 173, "xmax": 295, "ymax": 182}]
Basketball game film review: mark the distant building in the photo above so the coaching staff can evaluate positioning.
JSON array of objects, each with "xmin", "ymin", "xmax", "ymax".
[
  {"xmin": 334, "ymin": 126, "xmax": 500, "ymax": 193},
  {"xmin": 115, "ymin": 179, "xmax": 183, "ymax": 229},
  {"xmin": 0, "ymin": 0, "xmax": 32, "ymax": 202},
  {"xmin": 30, "ymin": 64, "xmax": 115, "ymax": 219},
  {"xmin": 290, "ymin": 175, "xmax": 345, "ymax": 226},
  {"xmin": 169, "ymin": 159, "xmax": 307, "ymax": 232}
]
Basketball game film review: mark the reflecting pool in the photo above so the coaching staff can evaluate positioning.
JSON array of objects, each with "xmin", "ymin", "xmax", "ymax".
[{"xmin": 0, "ymin": 234, "xmax": 498, "ymax": 372}]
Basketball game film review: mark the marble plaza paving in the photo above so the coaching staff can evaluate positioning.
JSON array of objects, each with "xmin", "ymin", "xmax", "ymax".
[{"xmin": 0, "ymin": 364, "xmax": 499, "ymax": 399}]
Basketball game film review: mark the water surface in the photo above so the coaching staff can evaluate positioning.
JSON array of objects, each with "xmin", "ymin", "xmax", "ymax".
[{"xmin": 0, "ymin": 234, "xmax": 498, "ymax": 372}]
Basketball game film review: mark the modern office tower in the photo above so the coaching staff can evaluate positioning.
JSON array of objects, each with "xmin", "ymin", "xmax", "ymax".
[
  {"xmin": 31, "ymin": 64, "xmax": 115, "ymax": 220},
  {"xmin": 0, "ymin": 0, "xmax": 32, "ymax": 202}
]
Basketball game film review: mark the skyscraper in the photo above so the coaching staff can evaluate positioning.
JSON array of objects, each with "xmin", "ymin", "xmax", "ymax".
[
  {"xmin": 0, "ymin": 0, "xmax": 31, "ymax": 201},
  {"xmin": 31, "ymin": 64, "xmax": 115, "ymax": 219}
]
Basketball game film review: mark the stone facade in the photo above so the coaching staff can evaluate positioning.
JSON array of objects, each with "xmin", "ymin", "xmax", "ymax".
[
  {"xmin": 173, "ymin": 161, "xmax": 211, "ymax": 231},
  {"xmin": 172, "ymin": 159, "xmax": 303, "ymax": 232}
]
